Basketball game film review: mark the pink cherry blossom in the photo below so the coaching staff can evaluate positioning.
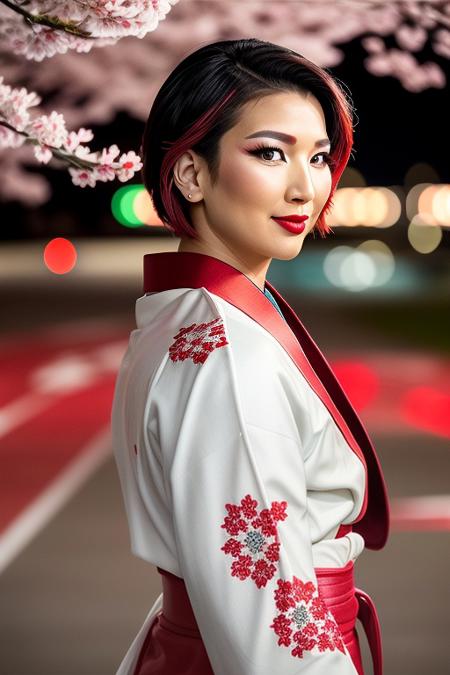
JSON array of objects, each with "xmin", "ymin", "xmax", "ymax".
[
  {"xmin": 63, "ymin": 129, "xmax": 94, "ymax": 154},
  {"xmin": 396, "ymin": 24, "xmax": 428, "ymax": 52},
  {"xmin": 0, "ymin": 1, "xmax": 179, "ymax": 61},
  {"xmin": 68, "ymin": 167, "xmax": 98, "ymax": 188},
  {"xmin": 0, "ymin": 76, "xmax": 143, "ymax": 188},
  {"xmin": 34, "ymin": 145, "xmax": 53, "ymax": 164},
  {"xmin": 117, "ymin": 151, "xmax": 144, "ymax": 181},
  {"xmin": 29, "ymin": 111, "xmax": 68, "ymax": 148}
]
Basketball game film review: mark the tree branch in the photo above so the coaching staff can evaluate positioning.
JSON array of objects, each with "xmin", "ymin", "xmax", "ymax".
[
  {"xmin": 0, "ymin": 0, "xmax": 95, "ymax": 38},
  {"xmin": 0, "ymin": 119, "xmax": 100, "ymax": 170}
]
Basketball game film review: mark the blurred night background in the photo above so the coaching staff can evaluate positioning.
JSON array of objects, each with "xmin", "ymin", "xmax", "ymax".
[{"xmin": 0, "ymin": 1, "xmax": 449, "ymax": 674}]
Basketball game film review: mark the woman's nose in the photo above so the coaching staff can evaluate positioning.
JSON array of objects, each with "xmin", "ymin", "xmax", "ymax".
[{"xmin": 286, "ymin": 167, "xmax": 315, "ymax": 203}]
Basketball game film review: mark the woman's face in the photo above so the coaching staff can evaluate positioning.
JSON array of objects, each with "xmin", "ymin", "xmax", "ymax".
[{"xmin": 176, "ymin": 90, "xmax": 333, "ymax": 287}]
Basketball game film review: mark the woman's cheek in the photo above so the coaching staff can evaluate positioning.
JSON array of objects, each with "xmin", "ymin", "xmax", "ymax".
[
  {"xmin": 317, "ymin": 172, "xmax": 333, "ymax": 206},
  {"xmin": 220, "ymin": 158, "xmax": 271, "ymax": 202},
  {"xmin": 217, "ymin": 155, "xmax": 250, "ymax": 197}
]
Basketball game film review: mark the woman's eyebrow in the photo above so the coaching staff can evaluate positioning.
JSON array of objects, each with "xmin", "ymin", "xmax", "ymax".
[{"xmin": 245, "ymin": 130, "xmax": 330, "ymax": 148}]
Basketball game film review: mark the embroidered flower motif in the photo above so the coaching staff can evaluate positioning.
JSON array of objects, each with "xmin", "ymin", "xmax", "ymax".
[
  {"xmin": 220, "ymin": 493, "xmax": 288, "ymax": 588},
  {"xmin": 169, "ymin": 317, "xmax": 228, "ymax": 364},
  {"xmin": 270, "ymin": 575, "xmax": 345, "ymax": 658}
]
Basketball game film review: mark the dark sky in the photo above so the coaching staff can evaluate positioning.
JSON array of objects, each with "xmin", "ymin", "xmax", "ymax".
[
  {"xmin": 2, "ymin": 35, "xmax": 448, "ymax": 241},
  {"xmin": 333, "ymin": 37, "xmax": 449, "ymax": 186}
]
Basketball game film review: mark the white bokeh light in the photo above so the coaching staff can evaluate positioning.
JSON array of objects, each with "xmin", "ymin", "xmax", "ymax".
[
  {"xmin": 324, "ymin": 241, "xmax": 396, "ymax": 291},
  {"xmin": 340, "ymin": 250, "xmax": 377, "ymax": 291},
  {"xmin": 323, "ymin": 246, "xmax": 354, "ymax": 287},
  {"xmin": 356, "ymin": 240, "xmax": 395, "ymax": 286}
]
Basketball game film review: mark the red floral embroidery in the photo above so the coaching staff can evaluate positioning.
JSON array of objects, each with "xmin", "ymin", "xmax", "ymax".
[
  {"xmin": 270, "ymin": 576, "xmax": 345, "ymax": 658},
  {"xmin": 220, "ymin": 494, "xmax": 288, "ymax": 588},
  {"xmin": 169, "ymin": 317, "xmax": 228, "ymax": 364}
]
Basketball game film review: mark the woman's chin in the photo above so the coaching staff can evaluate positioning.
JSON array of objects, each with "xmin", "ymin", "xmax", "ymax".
[{"xmin": 271, "ymin": 238, "xmax": 306, "ymax": 260}]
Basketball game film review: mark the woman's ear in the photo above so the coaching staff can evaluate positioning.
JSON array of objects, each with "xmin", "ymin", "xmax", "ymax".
[{"xmin": 172, "ymin": 150, "xmax": 204, "ymax": 203}]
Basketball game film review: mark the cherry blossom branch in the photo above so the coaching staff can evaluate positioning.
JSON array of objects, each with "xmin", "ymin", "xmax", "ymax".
[
  {"xmin": 0, "ymin": 0, "xmax": 93, "ymax": 38},
  {"xmin": 0, "ymin": 77, "xmax": 142, "ymax": 188},
  {"xmin": 0, "ymin": 0, "xmax": 180, "ymax": 61},
  {"xmin": 0, "ymin": 2, "xmax": 182, "ymax": 194},
  {"xmin": 1, "ymin": 118, "xmax": 99, "ymax": 169}
]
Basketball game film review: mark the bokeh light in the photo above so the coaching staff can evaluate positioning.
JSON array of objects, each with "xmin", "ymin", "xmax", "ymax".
[
  {"xmin": 404, "ymin": 163, "xmax": 440, "ymax": 191},
  {"xmin": 323, "ymin": 241, "xmax": 395, "ymax": 291},
  {"xmin": 111, "ymin": 185, "xmax": 144, "ymax": 228},
  {"xmin": 43, "ymin": 238, "xmax": 77, "ymax": 275},
  {"xmin": 418, "ymin": 184, "xmax": 440, "ymax": 224},
  {"xmin": 418, "ymin": 184, "xmax": 450, "ymax": 226},
  {"xmin": 408, "ymin": 217, "xmax": 442, "ymax": 253},
  {"xmin": 432, "ymin": 185, "xmax": 450, "ymax": 226},
  {"xmin": 406, "ymin": 182, "xmax": 450, "ymax": 226},
  {"xmin": 340, "ymin": 166, "xmax": 367, "ymax": 188},
  {"xmin": 356, "ymin": 240, "xmax": 395, "ymax": 286},
  {"xmin": 328, "ymin": 187, "xmax": 401, "ymax": 227},
  {"xmin": 401, "ymin": 386, "xmax": 450, "ymax": 439},
  {"xmin": 323, "ymin": 246, "xmax": 354, "ymax": 287},
  {"xmin": 111, "ymin": 185, "xmax": 164, "ymax": 228},
  {"xmin": 406, "ymin": 182, "xmax": 431, "ymax": 220},
  {"xmin": 331, "ymin": 360, "xmax": 380, "ymax": 411},
  {"xmin": 134, "ymin": 189, "xmax": 163, "ymax": 226},
  {"xmin": 340, "ymin": 249, "xmax": 376, "ymax": 290}
]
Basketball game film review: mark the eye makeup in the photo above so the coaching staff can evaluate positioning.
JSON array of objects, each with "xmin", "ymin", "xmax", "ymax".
[{"xmin": 247, "ymin": 143, "xmax": 335, "ymax": 168}]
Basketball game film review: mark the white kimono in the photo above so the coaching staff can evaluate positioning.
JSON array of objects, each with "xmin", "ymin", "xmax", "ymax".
[{"xmin": 111, "ymin": 251, "xmax": 389, "ymax": 675}]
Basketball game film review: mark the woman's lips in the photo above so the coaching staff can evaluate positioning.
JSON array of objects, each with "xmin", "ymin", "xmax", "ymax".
[{"xmin": 271, "ymin": 216, "xmax": 308, "ymax": 234}]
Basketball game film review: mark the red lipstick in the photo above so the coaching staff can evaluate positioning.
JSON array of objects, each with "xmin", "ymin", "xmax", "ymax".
[{"xmin": 272, "ymin": 215, "xmax": 309, "ymax": 234}]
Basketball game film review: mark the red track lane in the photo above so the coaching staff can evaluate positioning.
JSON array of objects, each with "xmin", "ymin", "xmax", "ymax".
[
  {"xmin": 0, "ymin": 327, "xmax": 130, "ymax": 408},
  {"xmin": 0, "ymin": 325, "xmax": 131, "ymax": 535},
  {"xmin": 0, "ymin": 378, "xmax": 115, "ymax": 533}
]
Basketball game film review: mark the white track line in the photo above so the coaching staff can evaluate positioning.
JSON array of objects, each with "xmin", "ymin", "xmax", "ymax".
[
  {"xmin": 0, "ymin": 426, "xmax": 112, "ymax": 575},
  {"xmin": 0, "ymin": 392, "xmax": 53, "ymax": 439},
  {"xmin": 0, "ymin": 338, "xmax": 127, "ymax": 440}
]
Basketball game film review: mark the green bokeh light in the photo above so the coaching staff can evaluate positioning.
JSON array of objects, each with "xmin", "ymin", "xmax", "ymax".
[{"xmin": 111, "ymin": 185, "xmax": 145, "ymax": 228}]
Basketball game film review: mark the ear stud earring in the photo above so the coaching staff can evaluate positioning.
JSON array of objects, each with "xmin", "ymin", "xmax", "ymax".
[{"xmin": 188, "ymin": 193, "xmax": 192, "ymax": 199}]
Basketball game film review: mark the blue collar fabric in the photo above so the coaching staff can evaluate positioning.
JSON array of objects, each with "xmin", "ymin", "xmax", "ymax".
[{"xmin": 263, "ymin": 286, "xmax": 286, "ymax": 321}]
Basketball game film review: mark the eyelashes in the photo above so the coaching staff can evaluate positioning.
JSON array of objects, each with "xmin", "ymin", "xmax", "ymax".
[
  {"xmin": 248, "ymin": 143, "xmax": 336, "ymax": 169},
  {"xmin": 248, "ymin": 144, "xmax": 286, "ymax": 161}
]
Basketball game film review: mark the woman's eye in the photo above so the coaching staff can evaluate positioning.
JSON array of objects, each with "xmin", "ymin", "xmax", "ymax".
[
  {"xmin": 312, "ymin": 152, "xmax": 333, "ymax": 168},
  {"xmin": 249, "ymin": 145, "xmax": 285, "ymax": 162}
]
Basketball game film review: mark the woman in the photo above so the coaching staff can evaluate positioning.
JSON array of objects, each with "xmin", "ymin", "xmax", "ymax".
[{"xmin": 111, "ymin": 38, "xmax": 390, "ymax": 675}]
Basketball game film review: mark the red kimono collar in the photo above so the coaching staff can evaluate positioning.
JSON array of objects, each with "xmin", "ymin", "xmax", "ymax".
[{"xmin": 143, "ymin": 251, "xmax": 389, "ymax": 550}]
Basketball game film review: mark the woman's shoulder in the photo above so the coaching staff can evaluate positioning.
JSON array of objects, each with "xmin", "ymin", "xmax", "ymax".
[
  {"xmin": 135, "ymin": 287, "xmax": 212, "ymax": 329},
  {"xmin": 136, "ymin": 287, "xmax": 273, "ymax": 349},
  {"xmin": 132, "ymin": 286, "xmax": 292, "ymax": 401},
  {"xmin": 141, "ymin": 287, "xmax": 304, "ymax": 447}
]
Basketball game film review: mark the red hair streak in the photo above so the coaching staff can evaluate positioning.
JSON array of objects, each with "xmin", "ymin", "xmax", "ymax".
[{"xmin": 160, "ymin": 89, "xmax": 238, "ymax": 238}]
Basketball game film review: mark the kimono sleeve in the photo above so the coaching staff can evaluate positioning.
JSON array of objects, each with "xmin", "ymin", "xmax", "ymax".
[{"xmin": 145, "ymin": 294, "xmax": 359, "ymax": 675}]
